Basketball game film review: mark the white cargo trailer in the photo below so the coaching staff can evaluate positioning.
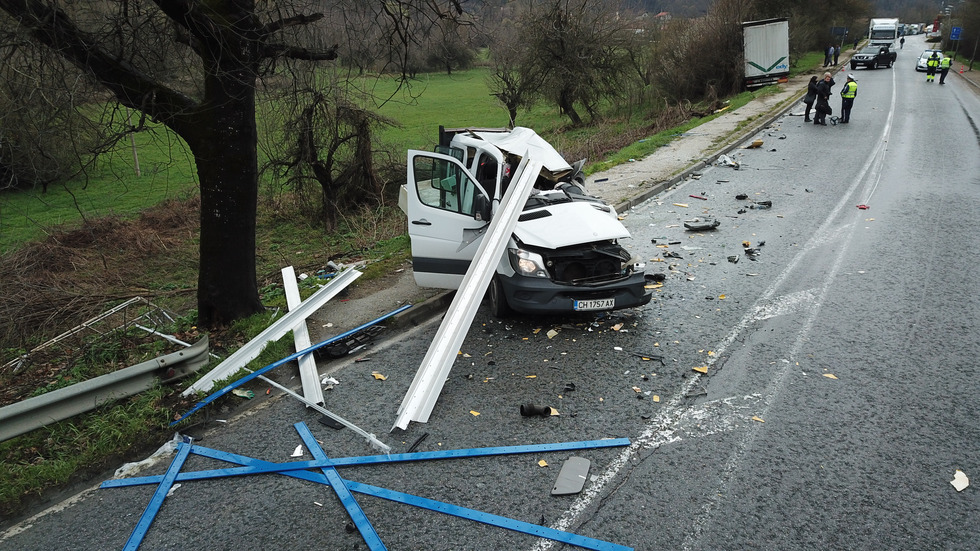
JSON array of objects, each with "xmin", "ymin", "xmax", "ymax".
[{"xmin": 743, "ymin": 18, "xmax": 790, "ymax": 88}]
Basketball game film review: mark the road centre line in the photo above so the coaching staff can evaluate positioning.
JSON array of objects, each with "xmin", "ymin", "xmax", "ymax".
[{"xmin": 532, "ymin": 88, "xmax": 898, "ymax": 551}]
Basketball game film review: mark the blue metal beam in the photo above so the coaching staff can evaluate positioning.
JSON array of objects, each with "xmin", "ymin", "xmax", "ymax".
[
  {"xmin": 294, "ymin": 422, "xmax": 386, "ymax": 551},
  {"xmin": 100, "ymin": 438, "xmax": 631, "ymax": 489},
  {"xmin": 123, "ymin": 442, "xmax": 192, "ymax": 550},
  {"xmin": 109, "ymin": 438, "xmax": 632, "ymax": 550}
]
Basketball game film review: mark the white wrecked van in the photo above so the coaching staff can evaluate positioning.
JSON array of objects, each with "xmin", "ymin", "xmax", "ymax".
[{"xmin": 399, "ymin": 126, "xmax": 652, "ymax": 316}]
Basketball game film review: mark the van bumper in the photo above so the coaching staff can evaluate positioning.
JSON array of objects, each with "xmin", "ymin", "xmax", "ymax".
[{"xmin": 499, "ymin": 272, "xmax": 653, "ymax": 314}]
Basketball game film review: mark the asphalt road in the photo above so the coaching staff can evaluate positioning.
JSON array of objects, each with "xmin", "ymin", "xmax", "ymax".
[{"xmin": 4, "ymin": 38, "xmax": 980, "ymax": 551}]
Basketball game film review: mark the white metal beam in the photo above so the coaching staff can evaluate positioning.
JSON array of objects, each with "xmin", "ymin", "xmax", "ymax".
[
  {"xmin": 183, "ymin": 268, "xmax": 361, "ymax": 396},
  {"xmin": 393, "ymin": 157, "xmax": 542, "ymax": 430},
  {"xmin": 282, "ymin": 267, "xmax": 325, "ymax": 406}
]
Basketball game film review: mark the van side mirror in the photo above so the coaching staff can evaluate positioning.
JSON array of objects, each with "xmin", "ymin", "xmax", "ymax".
[{"xmin": 473, "ymin": 194, "xmax": 491, "ymax": 222}]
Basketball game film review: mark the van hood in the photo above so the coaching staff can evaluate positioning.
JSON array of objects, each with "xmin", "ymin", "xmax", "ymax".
[{"xmin": 513, "ymin": 201, "xmax": 630, "ymax": 249}]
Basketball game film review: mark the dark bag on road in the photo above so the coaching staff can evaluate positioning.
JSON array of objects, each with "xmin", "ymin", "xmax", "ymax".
[{"xmin": 817, "ymin": 103, "xmax": 832, "ymax": 115}]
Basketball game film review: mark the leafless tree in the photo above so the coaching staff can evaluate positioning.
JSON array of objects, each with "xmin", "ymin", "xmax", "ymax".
[
  {"xmin": 0, "ymin": 0, "xmax": 461, "ymax": 328},
  {"xmin": 483, "ymin": 7, "xmax": 549, "ymax": 127},
  {"xmin": 518, "ymin": 0, "xmax": 642, "ymax": 126}
]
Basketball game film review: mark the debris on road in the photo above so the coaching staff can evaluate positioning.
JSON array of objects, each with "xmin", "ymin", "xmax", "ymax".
[
  {"xmin": 371, "ymin": 371, "xmax": 387, "ymax": 381},
  {"xmin": 716, "ymin": 154, "xmax": 740, "ymax": 169},
  {"xmin": 684, "ymin": 218, "xmax": 721, "ymax": 231},
  {"xmin": 745, "ymin": 139, "xmax": 764, "ymax": 149},
  {"xmin": 552, "ymin": 456, "xmax": 591, "ymax": 496},
  {"xmin": 823, "ymin": 373, "xmax": 838, "ymax": 380},
  {"xmin": 751, "ymin": 416, "xmax": 765, "ymax": 423},
  {"xmin": 231, "ymin": 389, "xmax": 254, "ymax": 399},
  {"xmin": 951, "ymin": 470, "xmax": 970, "ymax": 492}
]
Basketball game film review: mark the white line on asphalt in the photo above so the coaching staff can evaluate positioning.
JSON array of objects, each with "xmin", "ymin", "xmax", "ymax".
[{"xmin": 531, "ymin": 78, "xmax": 899, "ymax": 551}]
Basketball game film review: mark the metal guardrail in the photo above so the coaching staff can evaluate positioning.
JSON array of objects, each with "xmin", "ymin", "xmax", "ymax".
[{"xmin": 0, "ymin": 336, "xmax": 209, "ymax": 443}]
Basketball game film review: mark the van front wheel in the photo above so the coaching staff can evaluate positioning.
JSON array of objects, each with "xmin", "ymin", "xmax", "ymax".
[{"xmin": 489, "ymin": 275, "xmax": 511, "ymax": 318}]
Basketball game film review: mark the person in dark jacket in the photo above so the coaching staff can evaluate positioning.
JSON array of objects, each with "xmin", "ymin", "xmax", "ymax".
[
  {"xmin": 814, "ymin": 72, "xmax": 835, "ymax": 126},
  {"xmin": 833, "ymin": 45, "xmax": 841, "ymax": 65},
  {"xmin": 803, "ymin": 75, "xmax": 818, "ymax": 122}
]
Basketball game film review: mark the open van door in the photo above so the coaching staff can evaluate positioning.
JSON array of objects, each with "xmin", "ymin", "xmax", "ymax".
[{"xmin": 406, "ymin": 150, "xmax": 492, "ymax": 289}]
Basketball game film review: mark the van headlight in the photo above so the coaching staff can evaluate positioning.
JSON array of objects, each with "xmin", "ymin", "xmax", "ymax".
[{"xmin": 509, "ymin": 248, "xmax": 549, "ymax": 278}]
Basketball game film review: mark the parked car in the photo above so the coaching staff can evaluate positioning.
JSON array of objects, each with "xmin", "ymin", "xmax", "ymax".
[
  {"xmin": 915, "ymin": 50, "xmax": 944, "ymax": 71},
  {"xmin": 851, "ymin": 44, "xmax": 897, "ymax": 69}
]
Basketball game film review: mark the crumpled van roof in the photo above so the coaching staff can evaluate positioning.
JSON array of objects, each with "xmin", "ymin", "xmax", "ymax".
[{"xmin": 466, "ymin": 127, "xmax": 574, "ymax": 179}]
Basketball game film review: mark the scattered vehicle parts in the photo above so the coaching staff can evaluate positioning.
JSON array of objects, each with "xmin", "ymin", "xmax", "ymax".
[{"xmin": 552, "ymin": 456, "xmax": 591, "ymax": 496}]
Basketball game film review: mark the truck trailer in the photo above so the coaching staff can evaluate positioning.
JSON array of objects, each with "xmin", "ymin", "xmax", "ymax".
[{"xmin": 742, "ymin": 18, "xmax": 790, "ymax": 88}]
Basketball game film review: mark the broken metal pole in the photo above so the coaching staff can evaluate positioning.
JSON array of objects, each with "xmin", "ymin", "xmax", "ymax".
[
  {"xmin": 281, "ymin": 266, "xmax": 325, "ymax": 407},
  {"xmin": 172, "ymin": 304, "xmax": 411, "ymax": 428},
  {"xmin": 246, "ymin": 368, "xmax": 390, "ymax": 454},
  {"xmin": 393, "ymin": 158, "xmax": 542, "ymax": 431},
  {"xmin": 182, "ymin": 268, "xmax": 361, "ymax": 396}
]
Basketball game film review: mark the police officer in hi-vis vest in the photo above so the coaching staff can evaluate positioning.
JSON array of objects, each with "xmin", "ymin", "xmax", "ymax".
[
  {"xmin": 939, "ymin": 55, "xmax": 952, "ymax": 84},
  {"xmin": 926, "ymin": 52, "xmax": 940, "ymax": 82},
  {"xmin": 840, "ymin": 74, "xmax": 858, "ymax": 124}
]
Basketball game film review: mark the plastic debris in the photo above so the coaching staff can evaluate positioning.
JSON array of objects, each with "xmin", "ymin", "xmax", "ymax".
[
  {"xmin": 673, "ymin": 202, "xmax": 690, "ymax": 208},
  {"xmin": 547, "ymin": 329, "xmax": 559, "ymax": 339},
  {"xmin": 751, "ymin": 416, "xmax": 765, "ymax": 423},
  {"xmin": 538, "ymin": 459, "xmax": 549, "ymax": 467},
  {"xmin": 716, "ymin": 154, "xmax": 740, "ymax": 169},
  {"xmin": 371, "ymin": 371, "xmax": 387, "ymax": 381},
  {"xmin": 692, "ymin": 366, "xmax": 708, "ymax": 374},
  {"xmin": 684, "ymin": 218, "xmax": 721, "ymax": 231},
  {"xmin": 470, "ymin": 410, "xmax": 480, "ymax": 416},
  {"xmin": 857, "ymin": 204, "xmax": 870, "ymax": 209},
  {"xmin": 232, "ymin": 389, "xmax": 254, "ymax": 399},
  {"xmin": 951, "ymin": 470, "xmax": 970, "ymax": 492},
  {"xmin": 750, "ymin": 200, "xmax": 772, "ymax": 209},
  {"xmin": 823, "ymin": 373, "xmax": 838, "ymax": 380},
  {"xmin": 728, "ymin": 255, "xmax": 739, "ymax": 263},
  {"xmin": 291, "ymin": 445, "xmax": 304, "ymax": 457},
  {"xmin": 745, "ymin": 139, "xmax": 764, "ymax": 149},
  {"xmin": 653, "ymin": 395, "xmax": 661, "ymax": 403},
  {"xmin": 689, "ymin": 194, "xmax": 708, "ymax": 200}
]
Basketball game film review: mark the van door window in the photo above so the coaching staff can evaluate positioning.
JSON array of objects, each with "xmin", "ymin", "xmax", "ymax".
[{"xmin": 413, "ymin": 155, "xmax": 483, "ymax": 216}]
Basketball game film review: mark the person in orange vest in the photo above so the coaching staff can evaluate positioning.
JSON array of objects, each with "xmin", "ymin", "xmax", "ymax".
[
  {"xmin": 939, "ymin": 54, "xmax": 952, "ymax": 84},
  {"xmin": 926, "ymin": 52, "xmax": 940, "ymax": 82},
  {"xmin": 839, "ymin": 74, "xmax": 857, "ymax": 124}
]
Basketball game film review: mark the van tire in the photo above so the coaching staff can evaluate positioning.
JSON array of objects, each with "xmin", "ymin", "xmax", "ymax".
[{"xmin": 489, "ymin": 275, "xmax": 510, "ymax": 318}]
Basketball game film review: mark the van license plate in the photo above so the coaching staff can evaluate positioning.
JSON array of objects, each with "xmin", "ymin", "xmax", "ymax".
[{"xmin": 574, "ymin": 298, "xmax": 615, "ymax": 311}]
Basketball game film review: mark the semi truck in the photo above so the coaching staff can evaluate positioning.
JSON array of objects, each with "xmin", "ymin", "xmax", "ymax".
[
  {"xmin": 869, "ymin": 18, "xmax": 900, "ymax": 46},
  {"xmin": 399, "ymin": 126, "xmax": 653, "ymax": 316},
  {"xmin": 742, "ymin": 18, "xmax": 790, "ymax": 88}
]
